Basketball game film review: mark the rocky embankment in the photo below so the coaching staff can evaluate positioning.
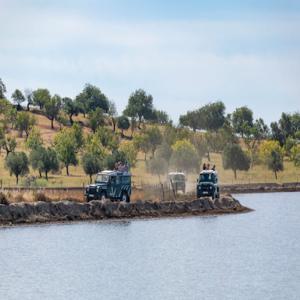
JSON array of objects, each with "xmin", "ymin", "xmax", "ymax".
[
  {"xmin": 221, "ymin": 182, "xmax": 300, "ymax": 194},
  {"xmin": 0, "ymin": 195, "xmax": 251, "ymax": 226}
]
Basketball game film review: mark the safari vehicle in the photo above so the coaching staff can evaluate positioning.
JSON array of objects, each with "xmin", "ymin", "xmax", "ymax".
[
  {"xmin": 168, "ymin": 172, "xmax": 186, "ymax": 193},
  {"xmin": 197, "ymin": 170, "xmax": 220, "ymax": 200},
  {"xmin": 85, "ymin": 170, "xmax": 131, "ymax": 202}
]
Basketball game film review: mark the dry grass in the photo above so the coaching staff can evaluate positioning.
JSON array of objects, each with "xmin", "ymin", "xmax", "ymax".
[{"xmin": 1, "ymin": 111, "xmax": 300, "ymax": 190}]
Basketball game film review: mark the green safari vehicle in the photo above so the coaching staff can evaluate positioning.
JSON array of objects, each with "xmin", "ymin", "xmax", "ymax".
[
  {"xmin": 85, "ymin": 170, "xmax": 131, "ymax": 202},
  {"xmin": 197, "ymin": 170, "xmax": 220, "ymax": 200}
]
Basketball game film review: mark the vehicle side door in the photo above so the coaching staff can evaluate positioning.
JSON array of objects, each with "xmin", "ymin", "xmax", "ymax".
[{"xmin": 107, "ymin": 176, "xmax": 117, "ymax": 198}]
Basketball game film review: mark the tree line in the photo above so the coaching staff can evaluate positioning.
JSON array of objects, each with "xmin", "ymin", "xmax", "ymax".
[{"xmin": 0, "ymin": 77, "xmax": 299, "ymax": 184}]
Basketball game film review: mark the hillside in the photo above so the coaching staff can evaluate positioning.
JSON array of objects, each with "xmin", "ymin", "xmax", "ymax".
[{"xmin": 0, "ymin": 110, "xmax": 299, "ymax": 188}]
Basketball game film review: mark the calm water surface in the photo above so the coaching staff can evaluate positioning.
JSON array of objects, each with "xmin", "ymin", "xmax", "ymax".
[{"xmin": 0, "ymin": 192, "xmax": 299, "ymax": 300}]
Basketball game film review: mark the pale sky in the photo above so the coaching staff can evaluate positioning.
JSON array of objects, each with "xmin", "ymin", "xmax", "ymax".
[{"xmin": 0, "ymin": 0, "xmax": 299, "ymax": 124}]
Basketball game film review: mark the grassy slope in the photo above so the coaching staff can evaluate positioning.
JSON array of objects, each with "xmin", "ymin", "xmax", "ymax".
[{"xmin": 0, "ymin": 111, "xmax": 299, "ymax": 188}]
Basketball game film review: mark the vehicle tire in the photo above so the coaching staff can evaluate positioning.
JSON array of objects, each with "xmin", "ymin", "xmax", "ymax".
[
  {"xmin": 86, "ymin": 196, "xmax": 91, "ymax": 202},
  {"xmin": 121, "ymin": 192, "xmax": 130, "ymax": 203}
]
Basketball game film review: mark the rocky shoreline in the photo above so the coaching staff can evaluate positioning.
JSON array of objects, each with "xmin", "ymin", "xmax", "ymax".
[
  {"xmin": 0, "ymin": 195, "xmax": 251, "ymax": 226},
  {"xmin": 221, "ymin": 182, "xmax": 300, "ymax": 194}
]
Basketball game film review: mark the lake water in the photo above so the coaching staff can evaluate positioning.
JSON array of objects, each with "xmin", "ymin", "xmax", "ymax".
[{"xmin": 0, "ymin": 192, "xmax": 299, "ymax": 300}]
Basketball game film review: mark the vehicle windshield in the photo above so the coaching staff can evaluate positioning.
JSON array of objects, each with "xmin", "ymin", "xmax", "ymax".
[
  {"xmin": 95, "ymin": 174, "xmax": 110, "ymax": 183},
  {"xmin": 170, "ymin": 174, "xmax": 185, "ymax": 181},
  {"xmin": 199, "ymin": 173, "xmax": 216, "ymax": 183}
]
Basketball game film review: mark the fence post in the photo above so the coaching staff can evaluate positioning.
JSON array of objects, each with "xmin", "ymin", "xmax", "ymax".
[
  {"xmin": 161, "ymin": 183, "xmax": 165, "ymax": 201},
  {"xmin": 170, "ymin": 180, "xmax": 176, "ymax": 201}
]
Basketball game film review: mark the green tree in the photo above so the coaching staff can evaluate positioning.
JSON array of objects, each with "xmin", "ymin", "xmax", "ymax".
[
  {"xmin": 117, "ymin": 115, "xmax": 130, "ymax": 137},
  {"xmin": 222, "ymin": 144, "xmax": 250, "ymax": 179},
  {"xmin": 82, "ymin": 152, "xmax": 103, "ymax": 183},
  {"xmin": 15, "ymin": 112, "xmax": 36, "ymax": 139},
  {"xmin": 270, "ymin": 121, "xmax": 285, "ymax": 146},
  {"xmin": 44, "ymin": 94, "xmax": 62, "ymax": 129},
  {"xmin": 11, "ymin": 89, "xmax": 25, "ymax": 110},
  {"xmin": 119, "ymin": 141, "xmax": 138, "ymax": 167},
  {"xmin": 201, "ymin": 101, "xmax": 226, "ymax": 131},
  {"xmin": 75, "ymin": 84, "xmax": 109, "ymax": 115},
  {"xmin": 5, "ymin": 152, "xmax": 29, "ymax": 184},
  {"xmin": 170, "ymin": 139, "xmax": 199, "ymax": 173},
  {"xmin": 32, "ymin": 88, "xmax": 51, "ymax": 110},
  {"xmin": 267, "ymin": 150, "xmax": 284, "ymax": 180},
  {"xmin": 5, "ymin": 107, "xmax": 17, "ymax": 130},
  {"xmin": 152, "ymin": 110, "xmax": 170, "ymax": 125},
  {"xmin": 54, "ymin": 128, "xmax": 78, "ymax": 175},
  {"xmin": 29, "ymin": 146, "xmax": 44, "ymax": 177},
  {"xmin": 108, "ymin": 100, "xmax": 118, "ymax": 132},
  {"xmin": 62, "ymin": 97, "xmax": 79, "ymax": 125},
  {"xmin": 71, "ymin": 123, "xmax": 85, "ymax": 152},
  {"xmin": 179, "ymin": 110, "xmax": 201, "ymax": 132},
  {"xmin": 56, "ymin": 111, "xmax": 69, "ymax": 129},
  {"xmin": 0, "ymin": 78, "xmax": 6, "ymax": 99},
  {"xmin": 243, "ymin": 118, "xmax": 269, "ymax": 167},
  {"xmin": 24, "ymin": 89, "xmax": 33, "ymax": 111},
  {"xmin": 88, "ymin": 107, "xmax": 105, "ymax": 133},
  {"xmin": 0, "ymin": 135, "xmax": 17, "ymax": 156},
  {"xmin": 26, "ymin": 127, "xmax": 43, "ymax": 150},
  {"xmin": 232, "ymin": 106, "xmax": 253, "ymax": 137},
  {"xmin": 144, "ymin": 126, "xmax": 163, "ymax": 157},
  {"xmin": 29, "ymin": 146, "xmax": 59, "ymax": 179},
  {"xmin": 279, "ymin": 112, "xmax": 293, "ymax": 139},
  {"xmin": 259, "ymin": 140, "xmax": 284, "ymax": 179},
  {"xmin": 95, "ymin": 127, "xmax": 119, "ymax": 151},
  {"xmin": 41, "ymin": 147, "xmax": 59, "ymax": 180},
  {"xmin": 124, "ymin": 89, "xmax": 154, "ymax": 128}
]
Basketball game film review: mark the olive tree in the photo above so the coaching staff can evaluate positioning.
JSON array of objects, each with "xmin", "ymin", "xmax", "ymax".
[
  {"xmin": 259, "ymin": 140, "xmax": 284, "ymax": 180},
  {"xmin": 62, "ymin": 97, "xmax": 80, "ymax": 125},
  {"xmin": 117, "ymin": 115, "xmax": 130, "ymax": 137},
  {"xmin": 123, "ymin": 89, "xmax": 154, "ymax": 128},
  {"xmin": 222, "ymin": 144, "xmax": 250, "ymax": 179},
  {"xmin": 15, "ymin": 112, "xmax": 36, "ymax": 139},
  {"xmin": 32, "ymin": 88, "xmax": 51, "ymax": 110},
  {"xmin": 5, "ymin": 152, "xmax": 29, "ymax": 184},
  {"xmin": 88, "ymin": 107, "xmax": 105, "ymax": 133},
  {"xmin": 44, "ymin": 94, "xmax": 62, "ymax": 129},
  {"xmin": 0, "ymin": 135, "xmax": 17, "ymax": 156},
  {"xmin": 75, "ymin": 84, "xmax": 109, "ymax": 116},
  {"xmin": 11, "ymin": 89, "xmax": 25, "ymax": 110},
  {"xmin": 143, "ymin": 126, "xmax": 162, "ymax": 157},
  {"xmin": 82, "ymin": 152, "xmax": 103, "ymax": 183},
  {"xmin": 54, "ymin": 128, "xmax": 78, "ymax": 175},
  {"xmin": 108, "ymin": 100, "xmax": 118, "ymax": 132}
]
